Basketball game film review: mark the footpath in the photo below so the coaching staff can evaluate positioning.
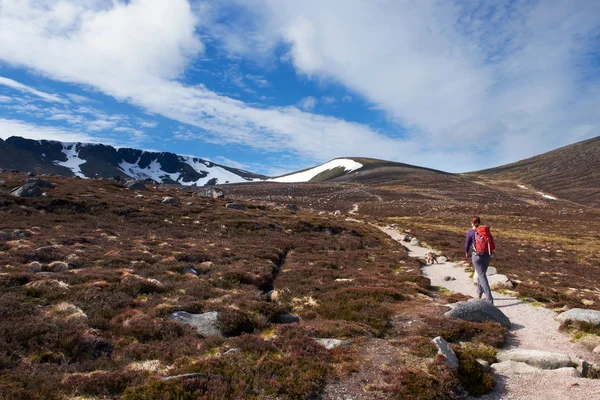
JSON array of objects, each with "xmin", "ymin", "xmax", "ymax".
[{"xmin": 380, "ymin": 226, "xmax": 600, "ymax": 400}]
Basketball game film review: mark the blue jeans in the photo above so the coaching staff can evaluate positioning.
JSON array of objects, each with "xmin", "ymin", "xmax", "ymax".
[{"xmin": 472, "ymin": 253, "xmax": 493, "ymax": 303}]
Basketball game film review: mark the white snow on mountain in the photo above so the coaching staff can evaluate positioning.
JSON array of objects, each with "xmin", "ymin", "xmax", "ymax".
[
  {"xmin": 55, "ymin": 143, "xmax": 87, "ymax": 178},
  {"xmin": 271, "ymin": 158, "xmax": 363, "ymax": 183}
]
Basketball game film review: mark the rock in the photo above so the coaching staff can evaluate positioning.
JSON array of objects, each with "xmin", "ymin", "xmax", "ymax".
[
  {"xmin": 439, "ymin": 256, "xmax": 448, "ymax": 263},
  {"xmin": 477, "ymin": 359, "xmax": 490, "ymax": 371},
  {"xmin": 432, "ymin": 336, "xmax": 458, "ymax": 370},
  {"xmin": 197, "ymin": 188, "xmax": 224, "ymax": 199},
  {"xmin": 487, "ymin": 274, "xmax": 514, "ymax": 290},
  {"xmin": 162, "ymin": 373, "xmax": 208, "ymax": 382},
  {"xmin": 10, "ymin": 183, "xmax": 42, "ymax": 197},
  {"xmin": 0, "ymin": 231, "xmax": 10, "ymax": 242},
  {"xmin": 491, "ymin": 361, "xmax": 540, "ymax": 374},
  {"xmin": 48, "ymin": 261, "xmax": 69, "ymax": 272},
  {"xmin": 444, "ymin": 276, "xmax": 456, "ymax": 281},
  {"xmin": 594, "ymin": 345, "xmax": 600, "ymax": 354},
  {"xmin": 0, "ymin": 179, "xmax": 5, "ymax": 187},
  {"xmin": 444, "ymin": 299, "xmax": 511, "ymax": 328},
  {"xmin": 496, "ymin": 349, "xmax": 575, "ymax": 370},
  {"xmin": 27, "ymin": 262, "xmax": 43, "ymax": 273},
  {"xmin": 286, "ymin": 204, "xmax": 300, "ymax": 212},
  {"xmin": 25, "ymin": 279, "xmax": 70, "ymax": 291},
  {"xmin": 557, "ymin": 308, "xmax": 600, "ymax": 327},
  {"xmin": 186, "ymin": 202, "xmax": 193, "ymax": 206},
  {"xmin": 549, "ymin": 367, "xmax": 581, "ymax": 377},
  {"xmin": 333, "ymin": 210, "xmax": 342, "ymax": 216},
  {"xmin": 12, "ymin": 229, "xmax": 32, "ymax": 238},
  {"xmin": 161, "ymin": 196, "xmax": 179, "ymax": 205},
  {"xmin": 166, "ymin": 311, "xmax": 222, "ymax": 337},
  {"xmin": 25, "ymin": 178, "xmax": 54, "ymax": 188},
  {"xmin": 262, "ymin": 289, "xmax": 279, "ymax": 302},
  {"xmin": 182, "ymin": 267, "xmax": 198, "ymax": 276},
  {"xmin": 472, "ymin": 266, "xmax": 498, "ymax": 281},
  {"xmin": 225, "ymin": 203, "xmax": 245, "ymax": 210},
  {"xmin": 135, "ymin": 194, "xmax": 145, "ymax": 198},
  {"xmin": 126, "ymin": 181, "xmax": 147, "ymax": 191},
  {"xmin": 27, "ymin": 172, "xmax": 36, "ymax": 177},
  {"xmin": 314, "ymin": 338, "xmax": 351, "ymax": 350},
  {"xmin": 223, "ymin": 348, "xmax": 242, "ymax": 355},
  {"xmin": 410, "ymin": 238, "xmax": 421, "ymax": 247},
  {"xmin": 277, "ymin": 313, "xmax": 300, "ymax": 324},
  {"xmin": 199, "ymin": 261, "xmax": 214, "ymax": 269}
]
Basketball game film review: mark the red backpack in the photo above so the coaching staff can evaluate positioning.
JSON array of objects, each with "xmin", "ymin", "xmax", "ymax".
[{"xmin": 474, "ymin": 226, "xmax": 496, "ymax": 255}]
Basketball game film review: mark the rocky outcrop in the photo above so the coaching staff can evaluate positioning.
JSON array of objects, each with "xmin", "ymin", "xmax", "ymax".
[{"xmin": 444, "ymin": 299, "xmax": 511, "ymax": 328}]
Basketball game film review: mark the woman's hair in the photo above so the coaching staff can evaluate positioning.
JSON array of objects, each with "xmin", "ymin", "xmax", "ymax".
[{"xmin": 470, "ymin": 216, "xmax": 481, "ymax": 225}]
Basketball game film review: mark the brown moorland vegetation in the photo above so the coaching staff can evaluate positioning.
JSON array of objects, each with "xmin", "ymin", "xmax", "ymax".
[{"xmin": 0, "ymin": 172, "xmax": 508, "ymax": 399}]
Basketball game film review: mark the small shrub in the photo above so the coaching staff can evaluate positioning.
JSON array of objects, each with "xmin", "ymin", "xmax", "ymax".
[
  {"xmin": 454, "ymin": 347, "xmax": 495, "ymax": 396},
  {"xmin": 317, "ymin": 299, "xmax": 392, "ymax": 337},
  {"xmin": 62, "ymin": 370, "xmax": 145, "ymax": 396},
  {"xmin": 218, "ymin": 309, "xmax": 254, "ymax": 337},
  {"xmin": 388, "ymin": 361, "xmax": 460, "ymax": 400}
]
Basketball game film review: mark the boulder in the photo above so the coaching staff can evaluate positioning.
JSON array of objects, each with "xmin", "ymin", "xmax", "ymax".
[
  {"xmin": 126, "ymin": 181, "xmax": 147, "ymax": 191},
  {"xmin": 314, "ymin": 338, "xmax": 351, "ymax": 350},
  {"xmin": 556, "ymin": 308, "xmax": 600, "ymax": 327},
  {"xmin": 488, "ymin": 274, "xmax": 514, "ymax": 290},
  {"xmin": 25, "ymin": 178, "xmax": 54, "ymax": 188},
  {"xmin": 161, "ymin": 196, "xmax": 178, "ymax": 205},
  {"xmin": 10, "ymin": 183, "xmax": 42, "ymax": 198},
  {"xmin": 491, "ymin": 360, "xmax": 540, "ymax": 374},
  {"xmin": 182, "ymin": 267, "xmax": 198, "ymax": 276},
  {"xmin": 548, "ymin": 367, "xmax": 581, "ymax": 377},
  {"xmin": 410, "ymin": 238, "xmax": 421, "ymax": 247},
  {"xmin": 0, "ymin": 231, "xmax": 10, "ymax": 242},
  {"xmin": 48, "ymin": 261, "xmax": 69, "ymax": 273},
  {"xmin": 472, "ymin": 266, "xmax": 498, "ymax": 281},
  {"xmin": 197, "ymin": 188, "xmax": 224, "ymax": 199},
  {"xmin": 277, "ymin": 313, "xmax": 300, "ymax": 324},
  {"xmin": 496, "ymin": 349, "xmax": 575, "ymax": 370},
  {"xmin": 432, "ymin": 336, "xmax": 458, "ymax": 370},
  {"xmin": 333, "ymin": 210, "xmax": 342, "ymax": 216},
  {"xmin": 594, "ymin": 345, "xmax": 600, "ymax": 354},
  {"xmin": 27, "ymin": 262, "xmax": 43, "ymax": 273},
  {"xmin": 444, "ymin": 276, "xmax": 456, "ymax": 281},
  {"xmin": 444, "ymin": 299, "xmax": 511, "ymax": 328},
  {"xmin": 225, "ymin": 203, "xmax": 245, "ymax": 210},
  {"xmin": 166, "ymin": 311, "xmax": 222, "ymax": 337}
]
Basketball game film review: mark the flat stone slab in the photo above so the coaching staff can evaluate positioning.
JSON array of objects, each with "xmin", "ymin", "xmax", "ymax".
[
  {"xmin": 444, "ymin": 299, "xmax": 511, "ymax": 328},
  {"xmin": 314, "ymin": 338, "xmax": 351, "ymax": 350},
  {"xmin": 497, "ymin": 349, "xmax": 575, "ymax": 370},
  {"xmin": 556, "ymin": 308, "xmax": 600, "ymax": 327},
  {"xmin": 492, "ymin": 360, "xmax": 540, "ymax": 374},
  {"xmin": 166, "ymin": 311, "xmax": 222, "ymax": 337},
  {"xmin": 488, "ymin": 274, "xmax": 514, "ymax": 290},
  {"xmin": 432, "ymin": 336, "xmax": 458, "ymax": 370}
]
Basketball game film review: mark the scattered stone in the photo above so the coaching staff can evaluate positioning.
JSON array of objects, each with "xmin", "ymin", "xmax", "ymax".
[
  {"xmin": 48, "ymin": 261, "xmax": 69, "ymax": 273},
  {"xmin": 126, "ymin": 180, "xmax": 147, "ymax": 191},
  {"xmin": 10, "ymin": 183, "xmax": 42, "ymax": 197},
  {"xmin": 333, "ymin": 210, "xmax": 342, "ymax": 216},
  {"xmin": 277, "ymin": 313, "xmax": 300, "ymax": 324},
  {"xmin": 135, "ymin": 194, "xmax": 145, "ymax": 199},
  {"xmin": 223, "ymin": 348, "xmax": 242, "ymax": 355},
  {"xmin": 314, "ymin": 338, "xmax": 351, "ymax": 350},
  {"xmin": 557, "ymin": 308, "xmax": 600, "ymax": 327},
  {"xmin": 0, "ymin": 231, "xmax": 10, "ymax": 242},
  {"xmin": 487, "ymin": 274, "xmax": 514, "ymax": 290},
  {"xmin": 162, "ymin": 373, "xmax": 208, "ymax": 382},
  {"xmin": 25, "ymin": 279, "xmax": 70, "ymax": 291},
  {"xmin": 286, "ymin": 204, "xmax": 300, "ymax": 212},
  {"xmin": 25, "ymin": 178, "xmax": 54, "ymax": 188},
  {"xmin": 27, "ymin": 261, "xmax": 43, "ymax": 273},
  {"xmin": 444, "ymin": 299, "xmax": 511, "ymax": 328},
  {"xmin": 166, "ymin": 311, "xmax": 222, "ymax": 337},
  {"xmin": 594, "ymin": 345, "xmax": 600, "ymax": 354},
  {"xmin": 197, "ymin": 188, "xmax": 224, "ymax": 199},
  {"xmin": 0, "ymin": 179, "xmax": 5, "ymax": 187},
  {"xmin": 186, "ymin": 202, "xmax": 193, "ymax": 206},
  {"xmin": 225, "ymin": 203, "xmax": 245, "ymax": 210},
  {"xmin": 410, "ymin": 238, "xmax": 421, "ymax": 247},
  {"xmin": 491, "ymin": 360, "xmax": 540, "ymax": 374},
  {"xmin": 27, "ymin": 172, "xmax": 36, "ymax": 177},
  {"xmin": 182, "ymin": 267, "xmax": 198, "ymax": 276},
  {"xmin": 161, "ymin": 196, "xmax": 178, "ymax": 205},
  {"xmin": 444, "ymin": 276, "xmax": 456, "ymax": 281},
  {"xmin": 12, "ymin": 229, "xmax": 32, "ymax": 238},
  {"xmin": 439, "ymin": 256, "xmax": 448, "ymax": 263},
  {"xmin": 432, "ymin": 336, "xmax": 458, "ymax": 370},
  {"xmin": 497, "ymin": 349, "xmax": 575, "ymax": 370},
  {"xmin": 262, "ymin": 290, "xmax": 279, "ymax": 302}
]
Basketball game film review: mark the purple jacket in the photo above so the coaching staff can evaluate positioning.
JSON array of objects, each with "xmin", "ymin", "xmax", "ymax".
[{"xmin": 465, "ymin": 229, "xmax": 475, "ymax": 254}]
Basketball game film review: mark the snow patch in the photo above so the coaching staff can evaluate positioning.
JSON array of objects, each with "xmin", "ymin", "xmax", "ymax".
[
  {"xmin": 271, "ymin": 159, "xmax": 363, "ymax": 183},
  {"xmin": 55, "ymin": 144, "xmax": 86, "ymax": 178}
]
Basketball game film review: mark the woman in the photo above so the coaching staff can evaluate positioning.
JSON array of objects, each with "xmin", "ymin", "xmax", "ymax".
[{"xmin": 465, "ymin": 216, "xmax": 495, "ymax": 305}]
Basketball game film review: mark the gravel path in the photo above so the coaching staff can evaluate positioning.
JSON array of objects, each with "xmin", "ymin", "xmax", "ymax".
[{"xmin": 380, "ymin": 226, "xmax": 600, "ymax": 400}]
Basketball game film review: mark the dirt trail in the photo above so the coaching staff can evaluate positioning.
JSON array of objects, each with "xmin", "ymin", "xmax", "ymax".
[{"xmin": 380, "ymin": 226, "xmax": 600, "ymax": 400}]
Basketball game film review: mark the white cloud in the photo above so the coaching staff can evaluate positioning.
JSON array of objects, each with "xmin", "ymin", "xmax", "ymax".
[
  {"xmin": 297, "ymin": 96, "xmax": 317, "ymax": 111},
  {"xmin": 0, "ymin": 118, "xmax": 97, "ymax": 143},
  {"xmin": 66, "ymin": 93, "xmax": 91, "ymax": 103},
  {"xmin": 0, "ymin": 95, "xmax": 11, "ymax": 102},
  {"xmin": 0, "ymin": 76, "xmax": 66, "ymax": 103},
  {"xmin": 321, "ymin": 96, "xmax": 336, "ymax": 105}
]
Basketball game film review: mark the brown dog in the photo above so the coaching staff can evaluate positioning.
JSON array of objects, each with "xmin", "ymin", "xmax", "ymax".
[{"xmin": 425, "ymin": 252, "xmax": 438, "ymax": 265}]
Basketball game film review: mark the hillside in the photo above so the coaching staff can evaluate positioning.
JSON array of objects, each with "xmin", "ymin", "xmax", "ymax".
[
  {"xmin": 466, "ymin": 136, "xmax": 600, "ymax": 208},
  {"xmin": 0, "ymin": 136, "xmax": 265, "ymax": 186}
]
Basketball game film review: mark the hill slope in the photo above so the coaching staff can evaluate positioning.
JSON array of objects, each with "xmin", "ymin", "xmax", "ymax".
[
  {"xmin": 466, "ymin": 136, "xmax": 600, "ymax": 208},
  {"xmin": 0, "ymin": 136, "xmax": 266, "ymax": 186}
]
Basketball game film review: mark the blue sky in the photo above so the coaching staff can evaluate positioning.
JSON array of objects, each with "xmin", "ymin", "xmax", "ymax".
[{"xmin": 0, "ymin": 0, "xmax": 599, "ymax": 176}]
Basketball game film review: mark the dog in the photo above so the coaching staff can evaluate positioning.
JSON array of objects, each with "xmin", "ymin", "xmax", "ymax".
[{"xmin": 425, "ymin": 252, "xmax": 439, "ymax": 265}]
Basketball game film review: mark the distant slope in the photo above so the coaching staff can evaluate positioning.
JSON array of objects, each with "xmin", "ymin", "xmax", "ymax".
[
  {"xmin": 466, "ymin": 136, "xmax": 600, "ymax": 208},
  {"xmin": 270, "ymin": 158, "xmax": 364, "ymax": 183},
  {"xmin": 1, "ymin": 136, "xmax": 266, "ymax": 186}
]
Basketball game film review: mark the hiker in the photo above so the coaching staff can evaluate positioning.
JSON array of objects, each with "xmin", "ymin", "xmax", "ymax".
[{"xmin": 465, "ymin": 216, "xmax": 496, "ymax": 304}]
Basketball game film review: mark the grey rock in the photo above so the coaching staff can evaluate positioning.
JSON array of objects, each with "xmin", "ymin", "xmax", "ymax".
[
  {"xmin": 162, "ymin": 373, "xmax": 209, "ymax": 382},
  {"xmin": 444, "ymin": 276, "xmax": 456, "ymax": 281},
  {"xmin": 12, "ymin": 229, "xmax": 32, "ymax": 238},
  {"xmin": 134, "ymin": 194, "xmax": 145, "ymax": 199},
  {"xmin": 556, "ymin": 308, "xmax": 600, "ymax": 327},
  {"xmin": 223, "ymin": 348, "xmax": 242, "ymax": 355},
  {"xmin": 491, "ymin": 360, "xmax": 540, "ymax": 374},
  {"xmin": 477, "ymin": 359, "xmax": 491, "ymax": 371},
  {"xmin": 488, "ymin": 274, "xmax": 514, "ymax": 290},
  {"xmin": 182, "ymin": 267, "xmax": 198, "ymax": 276},
  {"xmin": 410, "ymin": 238, "xmax": 421, "ymax": 247},
  {"xmin": 401, "ymin": 235, "xmax": 411, "ymax": 242},
  {"xmin": 161, "ymin": 196, "xmax": 179, "ymax": 205},
  {"xmin": 439, "ymin": 256, "xmax": 448, "ymax": 263},
  {"xmin": 225, "ymin": 203, "xmax": 245, "ymax": 210},
  {"xmin": 197, "ymin": 188, "xmax": 224, "ymax": 199},
  {"xmin": 166, "ymin": 311, "xmax": 222, "ymax": 337},
  {"xmin": 126, "ymin": 181, "xmax": 147, "ymax": 191},
  {"xmin": 10, "ymin": 183, "xmax": 42, "ymax": 198},
  {"xmin": 314, "ymin": 338, "xmax": 351, "ymax": 350},
  {"xmin": 0, "ymin": 179, "xmax": 5, "ymax": 187},
  {"xmin": 548, "ymin": 367, "xmax": 581, "ymax": 377},
  {"xmin": 48, "ymin": 261, "xmax": 69, "ymax": 273},
  {"xmin": 472, "ymin": 266, "xmax": 498, "ymax": 281},
  {"xmin": 25, "ymin": 178, "xmax": 54, "ymax": 188},
  {"xmin": 432, "ymin": 336, "xmax": 458, "ymax": 370},
  {"xmin": 27, "ymin": 172, "xmax": 36, "ymax": 177},
  {"xmin": 277, "ymin": 313, "xmax": 300, "ymax": 324},
  {"xmin": 0, "ymin": 231, "xmax": 10, "ymax": 242},
  {"xmin": 186, "ymin": 202, "xmax": 193, "ymax": 206},
  {"xmin": 286, "ymin": 204, "xmax": 300, "ymax": 212},
  {"xmin": 444, "ymin": 299, "xmax": 511, "ymax": 328},
  {"xmin": 594, "ymin": 345, "xmax": 600, "ymax": 354},
  {"xmin": 27, "ymin": 262, "xmax": 43, "ymax": 273},
  {"xmin": 497, "ymin": 349, "xmax": 575, "ymax": 370}
]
